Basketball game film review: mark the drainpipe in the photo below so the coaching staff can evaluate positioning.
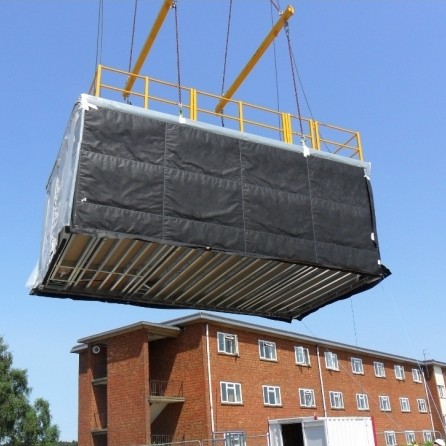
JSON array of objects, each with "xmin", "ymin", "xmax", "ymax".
[
  {"xmin": 206, "ymin": 324, "xmax": 216, "ymax": 433},
  {"xmin": 316, "ymin": 345, "xmax": 328, "ymax": 417}
]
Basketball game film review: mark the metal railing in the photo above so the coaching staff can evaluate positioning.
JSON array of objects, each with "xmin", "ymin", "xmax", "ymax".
[
  {"xmin": 149, "ymin": 380, "xmax": 184, "ymax": 398},
  {"xmin": 90, "ymin": 65, "xmax": 363, "ymax": 160},
  {"xmin": 147, "ymin": 434, "xmax": 268, "ymax": 446}
]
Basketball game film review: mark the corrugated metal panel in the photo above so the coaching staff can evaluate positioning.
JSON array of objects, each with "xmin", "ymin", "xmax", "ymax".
[{"xmin": 33, "ymin": 231, "xmax": 381, "ymax": 321}]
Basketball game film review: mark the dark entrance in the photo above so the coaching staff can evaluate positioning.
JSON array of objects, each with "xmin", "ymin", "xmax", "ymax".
[{"xmin": 281, "ymin": 423, "xmax": 304, "ymax": 446}]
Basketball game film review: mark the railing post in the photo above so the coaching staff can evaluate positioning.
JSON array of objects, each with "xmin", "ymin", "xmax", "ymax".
[
  {"xmin": 144, "ymin": 76, "xmax": 150, "ymax": 109},
  {"xmin": 94, "ymin": 64, "xmax": 102, "ymax": 97},
  {"xmin": 238, "ymin": 101, "xmax": 244, "ymax": 132},
  {"xmin": 281, "ymin": 113, "xmax": 292, "ymax": 144},
  {"xmin": 190, "ymin": 89, "xmax": 197, "ymax": 120},
  {"xmin": 311, "ymin": 120, "xmax": 321, "ymax": 151},
  {"xmin": 355, "ymin": 131, "xmax": 363, "ymax": 161}
]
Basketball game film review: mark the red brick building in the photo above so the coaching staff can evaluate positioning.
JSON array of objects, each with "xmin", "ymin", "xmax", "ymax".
[{"xmin": 72, "ymin": 313, "xmax": 446, "ymax": 446}]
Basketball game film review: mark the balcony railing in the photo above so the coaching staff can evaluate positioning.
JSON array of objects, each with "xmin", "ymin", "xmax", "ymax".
[
  {"xmin": 150, "ymin": 380, "xmax": 183, "ymax": 398},
  {"xmin": 90, "ymin": 65, "xmax": 363, "ymax": 160}
]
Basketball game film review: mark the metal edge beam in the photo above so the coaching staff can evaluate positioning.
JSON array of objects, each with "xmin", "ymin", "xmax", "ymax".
[
  {"xmin": 123, "ymin": 0, "xmax": 175, "ymax": 98},
  {"xmin": 215, "ymin": 5, "xmax": 294, "ymax": 114}
]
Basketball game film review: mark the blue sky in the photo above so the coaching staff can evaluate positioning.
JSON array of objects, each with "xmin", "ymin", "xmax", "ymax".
[{"xmin": 0, "ymin": 1, "xmax": 445, "ymax": 441}]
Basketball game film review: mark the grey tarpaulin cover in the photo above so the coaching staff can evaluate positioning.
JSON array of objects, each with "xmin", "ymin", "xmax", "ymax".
[{"xmin": 29, "ymin": 94, "xmax": 389, "ymax": 321}]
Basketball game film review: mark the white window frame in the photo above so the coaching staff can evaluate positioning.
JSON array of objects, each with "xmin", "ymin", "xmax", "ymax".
[
  {"xmin": 394, "ymin": 365, "xmax": 405, "ymax": 380},
  {"xmin": 259, "ymin": 340, "xmax": 277, "ymax": 361},
  {"xmin": 329, "ymin": 391, "xmax": 344, "ymax": 409},
  {"xmin": 220, "ymin": 382, "xmax": 243, "ymax": 404},
  {"xmin": 351, "ymin": 357, "xmax": 364, "ymax": 374},
  {"xmin": 417, "ymin": 398, "xmax": 427, "ymax": 413},
  {"xmin": 295, "ymin": 346, "xmax": 311, "ymax": 366},
  {"xmin": 225, "ymin": 432, "xmax": 246, "ymax": 446},
  {"xmin": 384, "ymin": 431, "xmax": 397, "ymax": 446},
  {"xmin": 438, "ymin": 385, "xmax": 446, "ymax": 398},
  {"xmin": 379, "ymin": 395, "xmax": 391, "ymax": 412},
  {"xmin": 400, "ymin": 397, "xmax": 410, "ymax": 412},
  {"xmin": 405, "ymin": 431, "xmax": 416, "ymax": 445},
  {"xmin": 423, "ymin": 431, "xmax": 433, "ymax": 443},
  {"xmin": 356, "ymin": 393, "xmax": 369, "ymax": 411},
  {"xmin": 263, "ymin": 385, "xmax": 282, "ymax": 406},
  {"xmin": 217, "ymin": 332, "xmax": 239, "ymax": 356},
  {"xmin": 325, "ymin": 352, "xmax": 339, "ymax": 371},
  {"xmin": 299, "ymin": 388, "xmax": 316, "ymax": 408},
  {"xmin": 412, "ymin": 368, "xmax": 422, "ymax": 383},
  {"xmin": 374, "ymin": 361, "xmax": 386, "ymax": 378}
]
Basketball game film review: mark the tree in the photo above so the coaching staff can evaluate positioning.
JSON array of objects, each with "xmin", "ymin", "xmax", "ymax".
[{"xmin": 0, "ymin": 336, "xmax": 59, "ymax": 445}]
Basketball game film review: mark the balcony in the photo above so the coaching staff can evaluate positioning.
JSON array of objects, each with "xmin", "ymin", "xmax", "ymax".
[
  {"xmin": 149, "ymin": 380, "xmax": 185, "ymax": 423},
  {"xmin": 92, "ymin": 411, "xmax": 107, "ymax": 435},
  {"xmin": 92, "ymin": 364, "xmax": 107, "ymax": 385}
]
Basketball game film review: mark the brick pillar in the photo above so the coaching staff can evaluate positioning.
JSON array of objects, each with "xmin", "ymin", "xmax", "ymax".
[
  {"xmin": 107, "ymin": 329, "xmax": 150, "ymax": 446},
  {"xmin": 78, "ymin": 350, "xmax": 93, "ymax": 446}
]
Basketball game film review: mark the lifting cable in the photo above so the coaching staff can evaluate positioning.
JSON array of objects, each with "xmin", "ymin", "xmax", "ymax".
[
  {"xmin": 173, "ymin": 1, "xmax": 183, "ymax": 117},
  {"xmin": 95, "ymin": 0, "xmax": 104, "ymax": 69},
  {"xmin": 220, "ymin": 0, "xmax": 234, "ymax": 127},
  {"xmin": 284, "ymin": 22, "xmax": 304, "ymax": 137},
  {"xmin": 128, "ymin": 0, "xmax": 139, "ymax": 73},
  {"xmin": 268, "ymin": 0, "xmax": 280, "ymax": 13}
]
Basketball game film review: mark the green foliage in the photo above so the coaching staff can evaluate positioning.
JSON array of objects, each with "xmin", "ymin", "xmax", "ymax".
[{"xmin": 0, "ymin": 336, "xmax": 60, "ymax": 445}]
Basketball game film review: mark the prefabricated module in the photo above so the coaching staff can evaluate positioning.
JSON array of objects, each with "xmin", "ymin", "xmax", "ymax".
[{"xmin": 29, "ymin": 1, "xmax": 389, "ymax": 321}]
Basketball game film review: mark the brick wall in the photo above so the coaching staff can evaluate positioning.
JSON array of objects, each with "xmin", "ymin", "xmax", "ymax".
[
  {"xmin": 150, "ymin": 323, "xmax": 210, "ymax": 441},
  {"xmin": 107, "ymin": 329, "xmax": 150, "ymax": 446},
  {"xmin": 78, "ymin": 351, "xmax": 92, "ymax": 446},
  {"xmin": 204, "ymin": 323, "xmax": 433, "ymax": 446}
]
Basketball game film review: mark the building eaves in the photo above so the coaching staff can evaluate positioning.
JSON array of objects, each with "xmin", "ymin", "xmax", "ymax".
[
  {"xmin": 76, "ymin": 321, "xmax": 180, "ymax": 346},
  {"xmin": 163, "ymin": 312, "xmax": 438, "ymax": 366}
]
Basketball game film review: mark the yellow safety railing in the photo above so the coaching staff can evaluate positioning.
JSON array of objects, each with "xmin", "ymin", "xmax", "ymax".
[{"xmin": 90, "ymin": 65, "xmax": 363, "ymax": 160}]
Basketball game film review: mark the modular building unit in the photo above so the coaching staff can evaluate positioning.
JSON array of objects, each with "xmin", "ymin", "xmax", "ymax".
[
  {"xmin": 269, "ymin": 417, "xmax": 376, "ymax": 446},
  {"xmin": 29, "ymin": 94, "xmax": 389, "ymax": 321}
]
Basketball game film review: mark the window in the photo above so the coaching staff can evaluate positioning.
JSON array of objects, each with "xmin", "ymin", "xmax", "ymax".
[
  {"xmin": 225, "ymin": 432, "xmax": 245, "ymax": 446},
  {"xmin": 325, "ymin": 352, "xmax": 339, "ymax": 370},
  {"xmin": 374, "ymin": 361, "xmax": 386, "ymax": 378},
  {"xmin": 405, "ymin": 431, "xmax": 416, "ymax": 445},
  {"xmin": 384, "ymin": 431, "xmax": 397, "ymax": 446},
  {"xmin": 423, "ymin": 431, "xmax": 433, "ymax": 443},
  {"xmin": 295, "ymin": 346, "xmax": 311, "ymax": 366},
  {"xmin": 299, "ymin": 388, "xmax": 316, "ymax": 408},
  {"xmin": 379, "ymin": 395, "xmax": 391, "ymax": 412},
  {"xmin": 329, "ymin": 391, "xmax": 344, "ymax": 409},
  {"xmin": 400, "ymin": 397, "xmax": 410, "ymax": 412},
  {"xmin": 417, "ymin": 398, "xmax": 427, "ymax": 413},
  {"xmin": 263, "ymin": 385, "xmax": 281, "ymax": 406},
  {"xmin": 356, "ymin": 393, "xmax": 369, "ymax": 411},
  {"xmin": 351, "ymin": 357, "xmax": 364, "ymax": 374},
  {"xmin": 217, "ymin": 332, "xmax": 239, "ymax": 355},
  {"xmin": 259, "ymin": 340, "xmax": 277, "ymax": 361},
  {"xmin": 412, "ymin": 368, "xmax": 422, "ymax": 383},
  {"xmin": 220, "ymin": 382, "xmax": 242, "ymax": 404},
  {"xmin": 438, "ymin": 385, "xmax": 446, "ymax": 398},
  {"xmin": 394, "ymin": 365, "xmax": 405, "ymax": 380}
]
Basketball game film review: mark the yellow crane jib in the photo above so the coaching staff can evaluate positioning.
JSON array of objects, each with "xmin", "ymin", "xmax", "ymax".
[
  {"xmin": 123, "ymin": 0, "xmax": 175, "ymax": 99},
  {"xmin": 215, "ymin": 5, "xmax": 294, "ymax": 115}
]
